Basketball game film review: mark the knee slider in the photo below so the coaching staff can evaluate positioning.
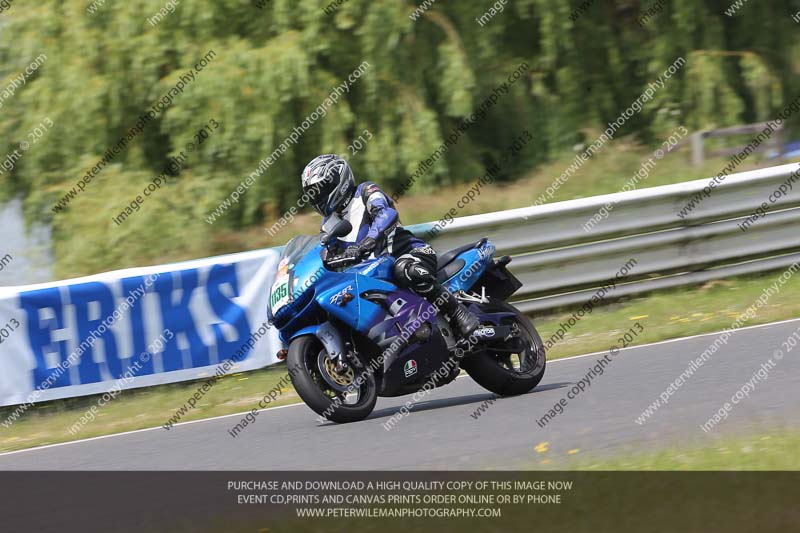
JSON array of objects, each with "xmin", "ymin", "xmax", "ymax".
[
  {"xmin": 393, "ymin": 257, "xmax": 433, "ymax": 290},
  {"xmin": 408, "ymin": 263, "xmax": 434, "ymax": 284},
  {"xmin": 393, "ymin": 257, "xmax": 416, "ymax": 286}
]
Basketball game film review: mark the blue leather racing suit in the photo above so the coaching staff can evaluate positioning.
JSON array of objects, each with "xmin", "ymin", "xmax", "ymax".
[{"xmin": 321, "ymin": 181, "xmax": 440, "ymax": 298}]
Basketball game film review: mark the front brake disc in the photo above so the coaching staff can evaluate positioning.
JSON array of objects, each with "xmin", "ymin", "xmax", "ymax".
[{"xmin": 317, "ymin": 350, "xmax": 354, "ymax": 393}]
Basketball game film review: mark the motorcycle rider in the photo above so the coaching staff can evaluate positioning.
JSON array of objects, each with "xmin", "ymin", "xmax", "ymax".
[{"xmin": 301, "ymin": 154, "xmax": 480, "ymax": 336}]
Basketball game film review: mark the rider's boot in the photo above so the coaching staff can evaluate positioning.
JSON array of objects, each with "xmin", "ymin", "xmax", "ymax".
[{"xmin": 439, "ymin": 290, "xmax": 480, "ymax": 337}]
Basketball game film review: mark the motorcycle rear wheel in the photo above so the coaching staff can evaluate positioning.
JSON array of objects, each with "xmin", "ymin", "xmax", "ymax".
[{"xmin": 461, "ymin": 299, "xmax": 546, "ymax": 396}]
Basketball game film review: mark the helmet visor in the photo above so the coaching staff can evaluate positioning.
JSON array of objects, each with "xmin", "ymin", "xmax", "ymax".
[{"xmin": 306, "ymin": 179, "xmax": 337, "ymax": 216}]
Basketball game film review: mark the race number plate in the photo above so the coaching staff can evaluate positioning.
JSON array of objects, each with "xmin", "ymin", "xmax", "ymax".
[{"xmin": 270, "ymin": 274, "xmax": 290, "ymax": 312}]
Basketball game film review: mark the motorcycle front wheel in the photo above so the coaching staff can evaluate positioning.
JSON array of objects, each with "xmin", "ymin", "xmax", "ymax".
[{"xmin": 287, "ymin": 335, "xmax": 378, "ymax": 423}]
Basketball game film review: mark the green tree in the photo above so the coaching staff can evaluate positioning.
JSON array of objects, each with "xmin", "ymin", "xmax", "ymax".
[{"xmin": 0, "ymin": 0, "xmax": 796, "ymax": 277}]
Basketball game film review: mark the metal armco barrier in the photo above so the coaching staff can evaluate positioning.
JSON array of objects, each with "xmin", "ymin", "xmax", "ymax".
[{"xmin": 411, "ymin": 162, "xmax": 800, "ymax": 313}]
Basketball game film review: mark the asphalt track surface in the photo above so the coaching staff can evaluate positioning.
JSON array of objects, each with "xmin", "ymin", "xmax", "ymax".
[{"xmin": 1, "ymin": 319, "xmax": 799, "ymax": 470}]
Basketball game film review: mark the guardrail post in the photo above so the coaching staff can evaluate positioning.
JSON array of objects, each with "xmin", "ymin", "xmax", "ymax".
[
  {"xmin": 775, "ymin": 125, "xmax": 785, "ymax": 162},
  {"xmin": 691, "ymin": 132, "xmax": 704, "ymax": 167}
]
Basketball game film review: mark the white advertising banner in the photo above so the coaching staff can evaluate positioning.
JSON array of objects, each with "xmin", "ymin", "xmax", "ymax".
[{"xmin": 0, "ymin": 248, "xmax": 282, "ymax": 407}]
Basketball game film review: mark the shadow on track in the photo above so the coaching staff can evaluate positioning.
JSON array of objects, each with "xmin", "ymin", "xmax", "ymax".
[{"xmin": 359, "ymin": 382, "xmax": 571, "ymax": 422}]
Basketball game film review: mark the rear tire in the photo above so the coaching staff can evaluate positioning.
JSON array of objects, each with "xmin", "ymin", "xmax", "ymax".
[
  {"xmin": 461, "ymin": 300, "xmax": 546, "ymax": 396},
  {"xmin": 287, "ymin": 335, "xmax": 377, "ymax": 423}
]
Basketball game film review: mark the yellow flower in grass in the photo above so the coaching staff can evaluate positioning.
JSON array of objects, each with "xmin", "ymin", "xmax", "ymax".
[{"xmin": 534, "ymin": 441, "xmax": 549, "ymax": 453}]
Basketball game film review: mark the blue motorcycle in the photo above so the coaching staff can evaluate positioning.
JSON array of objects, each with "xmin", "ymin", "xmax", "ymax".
[{"xmin": 267, "ymin": 220, "xmax": 546, "ymax": 423}]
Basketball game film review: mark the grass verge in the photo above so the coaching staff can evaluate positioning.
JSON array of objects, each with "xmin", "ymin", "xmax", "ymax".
[
  {"xmin": 544, "ymin": 431, "xmax": 800, "ymax": 470},
  {"xmin": 534, "ymin": 268, "xmax": 800, "ymax": 360}
]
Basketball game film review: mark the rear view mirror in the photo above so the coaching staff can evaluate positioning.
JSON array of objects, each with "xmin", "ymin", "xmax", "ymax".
[{"xmin": 321, "ymin": 220, "xmax": 352, "ymax": 245}]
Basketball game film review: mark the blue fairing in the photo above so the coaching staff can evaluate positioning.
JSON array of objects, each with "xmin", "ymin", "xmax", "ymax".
[
  {"xmin": 288, "ymin": 324, "xmax": 321, "ymax": 343},
  {"xmin": 349, "ymin": 255, "xmax": 395, "ymax": 280},
  {"xmin": 269, "ymin": 235, "xmax": 496, "ymax": 345}
]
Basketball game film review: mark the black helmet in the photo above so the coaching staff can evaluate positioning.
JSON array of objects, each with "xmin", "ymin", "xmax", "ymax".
[{"xmin": 301, "ymin": 154, "xmax": 355, "ymax": 216}]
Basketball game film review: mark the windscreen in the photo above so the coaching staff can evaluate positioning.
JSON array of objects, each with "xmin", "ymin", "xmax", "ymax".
[
  {"xmin": 269, "ymin": 235, "xmax": 324, "ymax": 319},
  {"xmin": 278, "ymin": 234, "xmax": 320, "ymax": 265}
]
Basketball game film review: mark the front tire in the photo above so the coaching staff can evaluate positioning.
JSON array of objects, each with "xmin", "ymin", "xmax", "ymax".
[
  {"xmin": 461, "ymin": 300, "xmax": 546, "ymax": 396},
  {"xmin": 287, "ymin": 335, "xmax": 377, "ymax": 423}
]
